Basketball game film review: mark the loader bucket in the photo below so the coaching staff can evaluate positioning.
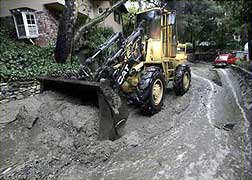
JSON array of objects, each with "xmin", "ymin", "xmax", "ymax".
[
  {"xmin": 98, "ymin": 79, "xmax": 128, "ymax": 140},
  {"xmin": 37, "ymin": 76, "xmax": 128, "ymax": 140}
]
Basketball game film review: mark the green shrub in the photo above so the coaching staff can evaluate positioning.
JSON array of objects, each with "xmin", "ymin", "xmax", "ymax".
[
  {"xmin": 80, "ymin": 26, "xmax": 114, "ymax": 58},
  {"xmin": 0, "ymin": 28, "xmax": 79, "ymax": 82},
  {"xmin": 235, "ymin": 59, "xmax": 252, "ymax": 71},
  {"xmin": 0, "ymin": 25, "xmax": 115, "ymax": 83}
]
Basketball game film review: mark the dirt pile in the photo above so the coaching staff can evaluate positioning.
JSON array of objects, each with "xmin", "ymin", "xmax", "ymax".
[{"xmin": 0, "ymin": 91, "xmax": 126, "ymax": 179}]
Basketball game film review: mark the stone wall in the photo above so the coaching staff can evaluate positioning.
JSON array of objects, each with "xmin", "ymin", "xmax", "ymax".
[{"xmin": 0, "ymin": 81, "xmax": 40, "ymax": 104}]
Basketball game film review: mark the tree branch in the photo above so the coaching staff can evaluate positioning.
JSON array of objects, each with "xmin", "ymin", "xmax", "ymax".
[{"xmin": 74, "ymin": 0, "xmax": 127, "ymax": 46}]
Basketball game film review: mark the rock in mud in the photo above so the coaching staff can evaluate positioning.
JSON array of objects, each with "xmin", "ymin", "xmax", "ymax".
[{"xmin": 16, "ymin": 104, "xmax": 40, "ymax": 129}]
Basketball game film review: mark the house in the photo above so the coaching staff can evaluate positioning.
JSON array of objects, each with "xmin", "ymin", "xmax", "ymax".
[
  {"xmin": 0, "ymin": 0, "xmax": 128, "ymax": 46},
  {"xmin": 244, "ymin": 42, "xmax": 251, "ymax": 61}
]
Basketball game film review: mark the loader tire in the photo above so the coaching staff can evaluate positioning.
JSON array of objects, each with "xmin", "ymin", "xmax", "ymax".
[
  {"xmin": 137, "ymin": 66, "xmax": 165, "ymax": 115},
  {"xmin": 173, "ymin": 64, "xmax": 191, "ymax": 95}
]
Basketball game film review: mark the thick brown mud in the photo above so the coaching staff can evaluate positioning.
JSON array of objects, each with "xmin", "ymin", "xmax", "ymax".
[{"xmin": 0, "ymin": 91, "xmax": 128, "ymax": 179}]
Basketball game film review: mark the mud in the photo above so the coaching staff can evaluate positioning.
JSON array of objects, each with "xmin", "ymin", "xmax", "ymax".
[
  {"xmin": 210, "ymin": 69, "xmax": 222, "ymax": 86},
  {"xmin": 98, "ymin": 79, "xmax": 129, "ymax": 140},
  {"xmin": 0, "ymin": 91, "xmax": 128, "ymax": 179},
  {"xmin": 1, "ymin": 62, "xmax": 251, "ymax": 179}
]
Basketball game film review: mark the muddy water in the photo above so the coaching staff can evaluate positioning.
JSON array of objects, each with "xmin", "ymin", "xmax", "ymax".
[{"xmin": 0, "ymin": 63, "xmax": 251, "ymax": 179}]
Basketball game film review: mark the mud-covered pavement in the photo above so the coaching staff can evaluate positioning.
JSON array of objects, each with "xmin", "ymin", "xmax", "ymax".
[{"xmin": 1, "ymin": 63, "xmax": 251, "ymax": 179}]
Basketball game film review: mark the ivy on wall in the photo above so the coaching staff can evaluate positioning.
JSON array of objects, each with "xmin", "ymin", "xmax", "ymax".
[{"xmin": 0, "ymin": 28, "xmax": 79, "ymax": 82}]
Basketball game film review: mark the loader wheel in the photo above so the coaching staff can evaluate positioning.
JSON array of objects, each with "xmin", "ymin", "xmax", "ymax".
[
  {"xmin": 137, "ymin": 66, "xmax": 165, "ymax": 115},
  {"xmin": 173, "ymin": 64, "xmax": 191, "ymax": 95}
]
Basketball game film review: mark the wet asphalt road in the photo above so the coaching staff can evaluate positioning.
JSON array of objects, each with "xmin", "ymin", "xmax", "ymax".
[{"xmin": 62, "ymin": 63, "xmax": 252, "ymax": 179}]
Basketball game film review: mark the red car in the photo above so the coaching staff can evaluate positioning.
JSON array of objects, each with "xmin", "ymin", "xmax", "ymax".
[{"xmin": 213, "ymin": 53, "xmax": 239, "ymax": 67}]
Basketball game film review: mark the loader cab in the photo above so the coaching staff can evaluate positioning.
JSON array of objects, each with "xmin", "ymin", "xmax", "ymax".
[
  {"xmin": 136, "ymin": 8, "xmax": 161, "ymax": 40},
  {"xmin": 136, "ymin": 8, "xmax": 177, "ymax": 61}
]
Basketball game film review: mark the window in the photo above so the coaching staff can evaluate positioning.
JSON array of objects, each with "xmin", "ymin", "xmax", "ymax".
[
  {"xmin": 167, "ymin": 12, "xmax": 176, "ymax": 25},
  {"xmin": 219, "ymin": 55, "xmax": 229, "ymax": 61},
  {"xmin": 114, "ymin": 11, "xmax": 121, "ymax": 24},
  {"xmin": 136, "ymin": 10, "xmax": 161, "ymax": 40},
  {"xmin": 26, "ymin": 13, "xmax": 37, "ymax": 36},
  {"xmin": 12, "ymin": 10, "xmax": 38, "ymax": 39}
]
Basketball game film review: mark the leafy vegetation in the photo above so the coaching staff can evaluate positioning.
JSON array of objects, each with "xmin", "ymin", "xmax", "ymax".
[
  {"xmin": 122, "ymin": 5, "xmax": 138, "ymax": 37},
  {"xmin": 80, "ymin": 26, "xmax": 114, "ymax": 58},
  {"xmin": 217, "ymin": 0, "xmax": 252, "ymax": 60},
  {"xmin": 235, "ymin": 59, "xmax": 252, "ymax": 72},
  {"xmin": 128, "ymin": 0, "xmax": 251, "ymax": 53},
  {"xmin": 178, "ymin": 1, "xmax": 222, "ymax": 47},
  {"xmin": 0, "ymin": 28, "xmax": 79, "ymax": 82}
]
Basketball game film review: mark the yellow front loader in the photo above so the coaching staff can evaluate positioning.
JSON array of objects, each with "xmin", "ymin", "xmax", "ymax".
[{"xmin": 38, "ymin": 7, "xmax": 191, "ymax": 140}]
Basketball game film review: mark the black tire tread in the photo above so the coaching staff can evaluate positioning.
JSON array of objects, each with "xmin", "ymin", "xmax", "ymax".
[
  {"xmin": 173, "ymin": 64, "xmax": 191, "ymax": 95},
  {"xmin": 137, "ymin": 66, "xmax": 165, "ymax": 115}
]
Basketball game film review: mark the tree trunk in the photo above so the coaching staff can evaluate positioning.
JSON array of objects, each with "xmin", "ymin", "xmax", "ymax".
[
  {"xmin": 190, "ymin": 30, "xmax": 196, "ymax": 52},
  {"xmin": 54, "ymin": 0, "xmax": 78, "ymax": 63},
  {"xmin": 73, "ymin": 0, "xmax": 127, "ymax": 47}
]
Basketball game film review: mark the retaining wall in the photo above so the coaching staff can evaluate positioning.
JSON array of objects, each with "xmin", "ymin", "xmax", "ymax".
[
  {"xmin": 231, "ymin": 65, "xmax": 252, "ymax": 111},
  {"xmin": 187, "ymin": 52, "xmax": 217, "ymax": 62},
  {"xmin": 0, "ymin": 81, "xmax": 40, "ymax": 104}
]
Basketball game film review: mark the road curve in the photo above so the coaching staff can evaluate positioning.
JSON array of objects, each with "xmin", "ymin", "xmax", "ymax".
[{"xmin": 61, "ymin": 63, "xmax": 251, "ymax": 180}]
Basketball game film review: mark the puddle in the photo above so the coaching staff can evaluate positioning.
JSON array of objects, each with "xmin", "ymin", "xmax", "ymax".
[{"xmin": 223, "ymin": 123, "xmax": 235, "ymax": 131}]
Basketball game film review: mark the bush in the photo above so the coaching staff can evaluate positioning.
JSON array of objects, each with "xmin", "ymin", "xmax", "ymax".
[
  {"xmin": 0, "ymin": 28, "xmax": 79, "ymax": 82},
  {"xmin": 122, "ymin": 6, "xmax": 137, "ymax": 37},
  {"xmin": 78, "ymin": 26, "xmax": 114, "ymax": 58},
  {"xmin": 235, "ymin": 59, "xmax": 252, "ymax": 72}
]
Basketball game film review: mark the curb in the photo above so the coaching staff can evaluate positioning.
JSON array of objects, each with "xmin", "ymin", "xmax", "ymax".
[
  {"xmin": 231, "ymin": 64, "xmax": 252, "ymax": 76},
  {"xmin": 231, "ymin": 64, "xmax": 252, "ymax": 111}
]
